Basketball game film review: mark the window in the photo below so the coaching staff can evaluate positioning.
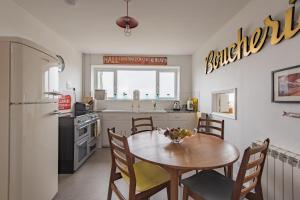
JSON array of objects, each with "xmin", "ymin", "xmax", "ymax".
[
  {"xmin": 96, "ymin": 71, "xmax": 114, "ymax": 98},
  {"xmin": 117, "ymin": 70, "xmax": 156, "ymax": 99},
  {"xmin": 212, "ymin": 88, "xmax": 237, "ymax": 120},
  {"xmin": 159, "ymin": 72, "xmax": 175, "ymax": 98},
  {"xmin": 93, "ymin": 66, "xmax": 179, "ymax": 100}
]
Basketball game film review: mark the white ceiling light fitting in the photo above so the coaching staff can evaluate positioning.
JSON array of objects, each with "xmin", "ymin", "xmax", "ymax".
[{"xmin": 116, "ymin": 0, "xmax": 138, "ymax": 37}]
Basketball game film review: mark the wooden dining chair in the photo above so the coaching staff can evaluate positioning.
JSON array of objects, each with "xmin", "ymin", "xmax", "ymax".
[
  {"xmin": 131, "ymin": 116, "xmax": 154, "ymax": 135},
  {"xmin": 198, "ymin": 117, "xmax": 227, "ymax": 175},
  {"xmin": 180, "ymin": 117, "xmax": 226, "ymax": 184},
  {"xmin": 197, "ymin": 117, "xmax": 225, "ymax": 139},
  {"xmin": 107, "ymin": 128, "xmax": 170, "ymax": 200},
  {"xmin": 181, "ymin": 138, "xmax": 270, "ymax": 200}
]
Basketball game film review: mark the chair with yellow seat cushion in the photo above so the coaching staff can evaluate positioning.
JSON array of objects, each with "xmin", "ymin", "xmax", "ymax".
[{"xmin": 107, "ymin": 128, "xmax": 170, "ymax": 200}]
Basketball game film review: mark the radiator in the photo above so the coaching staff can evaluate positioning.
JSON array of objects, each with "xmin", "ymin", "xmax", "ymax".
[{"xmin": 253, "ymin": 141, "xmax": 300, "ymax": 200}]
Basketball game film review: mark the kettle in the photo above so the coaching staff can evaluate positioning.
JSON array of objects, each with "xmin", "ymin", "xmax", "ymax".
[{"xmin": 173, "ymin": 101, "xmax": 181, "ymax": 111}]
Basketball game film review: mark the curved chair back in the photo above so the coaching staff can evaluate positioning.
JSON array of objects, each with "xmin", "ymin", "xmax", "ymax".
[
  {"xmin": 232, "ymin": 138, "xmax": 270, "ymax": 199},
  {"xmin": 107, "ymin": 128, "xmax": 136, "ymax": 186},
  {"xmin": 131, "ymin": 116, "xmax": 154, "ymax": 135},
  {"xmin": 197, "ymin": 118, "xmax": 224, "ymax": 139}
]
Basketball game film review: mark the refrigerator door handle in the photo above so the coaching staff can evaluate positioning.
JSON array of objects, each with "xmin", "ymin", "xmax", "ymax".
[
  {"xmin": 44, "ymin": 91, "xmax": 62, "ymax": 96},
  {"xmin": 50, "ymin": 110, "xmax": 60, "ymax": 115}
]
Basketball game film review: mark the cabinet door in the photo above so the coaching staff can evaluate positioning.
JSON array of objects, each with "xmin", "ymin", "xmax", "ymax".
[
  {"xmin": 165, "ymin": 113, "xmax": 197, "ymax": 129},
  {"xmin": 101, "ymin": 120, "xmax": 115, "ymax": 147},
  {"xmin": 152, "ymin": 114, "xmax": 167, "ymax": 129},
  {"xmin": 101, "ymin": 113, "xmax": 134, "ymax": 147}
]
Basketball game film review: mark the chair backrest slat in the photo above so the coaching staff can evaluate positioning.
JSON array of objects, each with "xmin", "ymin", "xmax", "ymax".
[
  {"xmin": 243, "ymin": 166, "xmax": 261, "ymax": 183},
  {"xmin": 246, "ymin": 155, "xmax": 264, "ymax": 170},
  {"xmin": 112, "ymin": 150, "xmax": 128, "ymax": 166},
  {"xmin": 198, "ymin": 125, "xmax": 222, "ymax": 132},
  {"xmin": 115, "ymin": 159, "xmax": 129, "ymax": 176},
  {"xmin": 132, "ymin": 116, "xmax": 154, "ymax": 135},
  {"xmin": 232, "ymin": 138, "xmax": 270, "ymax": 200},
  {"xmin": 240, "ymin": 179, "xmax": 258, "ymax": 197},
  {"xmin": 197, "ymin": 117, "xmax": 225, "ymax": 139},
  {"xmin": 111, "ymin": 141, "xmax": 126, "ymax": 153}
]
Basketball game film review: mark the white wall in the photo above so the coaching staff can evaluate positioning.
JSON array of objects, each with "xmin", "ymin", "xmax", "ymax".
[
  {"xmin": 83, "ymin": 53, "xmax": 193, "ymax": 108},
  {"xmin": 193, "ymin": 0, "xmax": 300, "ymax": 156},
  {"xmin": 0, "ymin": 0, "xmax": 82, "ymax": 97}
]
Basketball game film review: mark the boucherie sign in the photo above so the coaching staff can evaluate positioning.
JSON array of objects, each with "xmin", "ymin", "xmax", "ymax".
[
  {"xmin": 104, "ymin": 56, "xmax": 167, "ymax": 65},
  {"xmin": 205, "ymin": 0, "xmax": 300, "ymax": 74}
]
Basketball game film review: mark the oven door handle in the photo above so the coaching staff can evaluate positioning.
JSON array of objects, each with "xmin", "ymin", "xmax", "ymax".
[
  {"xmin": 77, "ymin": 140, "xmax": 87, "ymax": 146},
  {"xmin": 76, "ymin": 124, "xmax": 89, "ymax": 130},
  {"xmin": 76, "ymin": 121, "xmax": 97, "ymax": 129}
]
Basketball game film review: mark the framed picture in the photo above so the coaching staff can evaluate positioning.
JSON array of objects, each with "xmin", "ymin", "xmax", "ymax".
[{"xmin": 272, "ymin": 65, "xmax": 300, "ymax": 103}]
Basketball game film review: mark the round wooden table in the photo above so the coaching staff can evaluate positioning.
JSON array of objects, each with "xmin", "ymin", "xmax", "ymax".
[{"xmin": 127, "ymin": 131, "xmax": 240, "ymax": 200}]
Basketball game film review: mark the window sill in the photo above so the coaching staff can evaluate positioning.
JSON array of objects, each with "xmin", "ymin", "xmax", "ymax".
[
  {"xmin": 97, "ymin": 98, "xmax": 178, "ymax": 101},
  {"xmin": 211, "ymin": 112, "xmax": 237, "ymax": 120}
]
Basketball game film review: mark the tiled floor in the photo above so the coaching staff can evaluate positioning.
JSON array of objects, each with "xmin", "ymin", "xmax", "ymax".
[{"xmin": 54, "ymin": 148, "xmax": 186, "ymax": 200}]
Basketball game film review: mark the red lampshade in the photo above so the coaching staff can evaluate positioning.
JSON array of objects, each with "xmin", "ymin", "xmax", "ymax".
[{"xmin": 116, "ymin": 16, "xmax": 138, "ymax": 29}]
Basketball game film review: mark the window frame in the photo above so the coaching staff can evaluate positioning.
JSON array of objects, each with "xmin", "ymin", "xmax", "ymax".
[{"xmin": 92, "ymin": 65, "xmax": 180, "ymax": 100}]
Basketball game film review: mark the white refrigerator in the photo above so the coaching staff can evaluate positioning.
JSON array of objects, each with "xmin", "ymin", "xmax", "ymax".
[{"xmin": 0, "ymin": 37, "xmax": 60, "ymax": 200}]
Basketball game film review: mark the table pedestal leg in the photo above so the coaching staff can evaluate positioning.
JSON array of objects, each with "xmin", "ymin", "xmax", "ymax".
[{"xmin": 167, "ymin": 168, "xmax": 179, "ymax": 200}]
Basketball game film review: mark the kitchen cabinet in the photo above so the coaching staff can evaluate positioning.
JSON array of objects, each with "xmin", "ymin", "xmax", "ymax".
[{"xmin": 99, "ymin": 112, "xmax": 197, "ymax": 147}]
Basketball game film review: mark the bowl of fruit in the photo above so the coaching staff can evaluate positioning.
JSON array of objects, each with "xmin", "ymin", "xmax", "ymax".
[{"xmin": 163, "ymin": 128, "xmax": 193, "ymax": 143}]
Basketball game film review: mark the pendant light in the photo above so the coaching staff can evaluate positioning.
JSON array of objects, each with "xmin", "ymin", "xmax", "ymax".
[{"xmin": 116, "ymin": 0, "xmax": 138, "ymax": 37}]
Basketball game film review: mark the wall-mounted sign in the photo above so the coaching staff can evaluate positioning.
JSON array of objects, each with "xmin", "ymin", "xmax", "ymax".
[
  {"xmin": 59, "ymin": 95, "xmax": 72, "ymax": 110},
  {"xmin": 103, "ymin": 56, "xmax": 167, "ymax": 65},
  {"xmin": 205, "ymin": 0, "xmax": 300, "ymax": 74}
]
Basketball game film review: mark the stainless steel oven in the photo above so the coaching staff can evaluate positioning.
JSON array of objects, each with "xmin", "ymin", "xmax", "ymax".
[
  {"xmin": 59, "ymin": 112, "xmax": 100, "ymax": 173},
  {"xmin": 74, "ymin": 136, "xmax": 89, "ymax": 170}
]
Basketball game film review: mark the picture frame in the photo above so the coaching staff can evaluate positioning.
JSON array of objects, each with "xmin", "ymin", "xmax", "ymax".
[{"xmin": 272, "ymin": 65, "xmax": 300, "ymax": 103}]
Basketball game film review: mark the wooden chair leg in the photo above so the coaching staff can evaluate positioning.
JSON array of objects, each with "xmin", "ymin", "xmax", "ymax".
[
  {"xmin": 227, "ymin": 164, "xmax": 233, "ymax": 179},
  {"xmin": 223, "ymin": 166, "xmax": 227, "ymax": 177},
  {"xmin": 107, "ymin": 165, "xmax": 116, "ymax": 200},
  {"xmin": 167, "ymin": 183, "xmax": 171, "ymax": 200},
  {"xmin": 255, "ymin": 182, "xmax": 264, "ymax": 200},
  {"xmin": 179, "ymin": 175, "xmax": 182, "ymax": 186},
  {"xmin": 182, "ymin": 186, "xmax": 189, "ymax": 200},
  {"xmin": 107, "ymin": 183, "xmax": 113, "ymax": 200},
  {"xmin": 129, "ymin": 183, "xmax": 136, "ymax": 200}
]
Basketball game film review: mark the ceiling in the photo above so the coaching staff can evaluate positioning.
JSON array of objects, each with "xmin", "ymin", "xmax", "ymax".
[{"xmin": 14, "ymin": 0, "xmax": 250, "ymax": 55}]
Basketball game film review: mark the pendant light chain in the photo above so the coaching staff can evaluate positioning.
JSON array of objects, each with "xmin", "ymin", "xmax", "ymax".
[
  {"xmin": 126, "ymin": 0, "xmax": 129, "ymax": 17},
  {"xmin": 124, "ymin": 0, "xmax": 131, "ymax": 37}
]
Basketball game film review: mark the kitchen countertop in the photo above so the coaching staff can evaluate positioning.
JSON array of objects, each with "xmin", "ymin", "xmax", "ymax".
[
  {"xmin": 165, "ymin": 109, "xmax": 196, "ymax": 113},
  {"xmin": 95, "ymin": 109, "xmax": 196, "ymax": 114}
]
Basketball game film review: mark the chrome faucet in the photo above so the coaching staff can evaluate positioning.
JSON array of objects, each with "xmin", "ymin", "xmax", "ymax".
[{"xmin": 153, "ymin": 100, "xmax": 157, "ymax": 110}]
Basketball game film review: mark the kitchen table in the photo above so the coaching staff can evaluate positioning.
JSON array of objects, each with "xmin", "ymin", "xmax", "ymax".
[{"xmin": 127, "ymin": 131, "xmax": 240, "ymax": 200}]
